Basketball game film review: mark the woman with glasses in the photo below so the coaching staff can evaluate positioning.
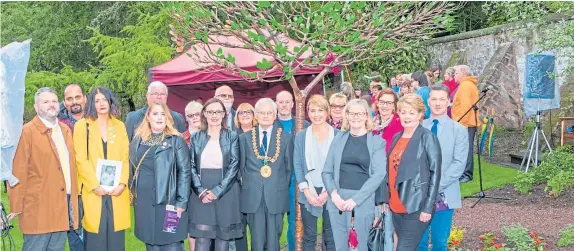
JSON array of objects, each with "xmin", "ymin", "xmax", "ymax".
[
  {"xmin": 294, "ymin": 95, "xmax": 338, "ymax": 251},
  {"xmin": 130, "ymin": 101, "xmax": 191, "ymax": 251},
  {"xmin": 322, "ymin": 99, "xmax": 390, "ymax": 251},
  {"xmin": 234, "ymin": 103, "xmax": 257, "ymax": 134},
  {"xmin": 382, "ymin": 94, "xmax": 441, "ymax": 251},
  {"xmin": 188, "ymin": 98, "xmax": 242, "ymax": 251},
  {"xmin": 373, "ymin": 88, "xmax": 404, "ymax": 153},
  {"xmin": 327, "ymin": 93, "xmax": 347, "ymax": 130},
  {"xmin": 182, "ymin": 101, "xmax": 203, "ymax": 146},
  {"xmin": 74, "ymin": 87, "xmax": 130, "ymax": 251}
]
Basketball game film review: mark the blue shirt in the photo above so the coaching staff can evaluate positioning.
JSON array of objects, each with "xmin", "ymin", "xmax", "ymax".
[
  {"xmin": 279, "ymin": 118, "xmax": 294, "ymax": 135},
  {"xmin": 416, "ymin": 86, "xmax": 431, "ymax": 119}
]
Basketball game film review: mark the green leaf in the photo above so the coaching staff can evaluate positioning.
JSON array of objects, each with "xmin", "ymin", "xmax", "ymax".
[
  {"xmin": 258, "ymin": 1, "xmax": 270, "ymax": 8},
  {"xmin": 250, "ymin": 72, "xmax": 257, "ymax": 78},
  {"xmin": 227, "ymin": 54, "xmax": 236, "ymax": 64},
  {"xmin": 259, "ymin": 19, "xmax": 267, "ymax": 26},
  {"xmin": 217, "ymin": 47, "xmax": 223, "ymax": 55}
]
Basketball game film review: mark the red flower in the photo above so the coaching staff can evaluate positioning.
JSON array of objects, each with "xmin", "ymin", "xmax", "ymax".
[
  {"xmin": 546, "ymin": 243, "xmax": 550, "ymax": 248},
  {"xmin": 494, "ymin": 243, "xmax": 504, "ymax": 249}
]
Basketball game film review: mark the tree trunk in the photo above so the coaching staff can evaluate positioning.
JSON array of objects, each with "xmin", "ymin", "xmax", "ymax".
[
  {"xmin": 293, "ymin": 89, "xmax": 306, "ymax": 251},
  {"xmin": 290, "ymin": 67, "xmax": 331, "ymax": 251}
]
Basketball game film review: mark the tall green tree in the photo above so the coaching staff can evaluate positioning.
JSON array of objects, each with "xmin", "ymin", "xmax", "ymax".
[
  {"xmin": 87, "ymin": 2, "xmax": 176, "ymax": 111},
  {"xmin": 169, "ymin": 1, "xmax": 458, "ymax": 249}
]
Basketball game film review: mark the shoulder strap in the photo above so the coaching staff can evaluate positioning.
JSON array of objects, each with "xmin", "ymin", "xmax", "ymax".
[{"xmin": 86, "ymin": 123, "xmax": 90, "ymax": 160}]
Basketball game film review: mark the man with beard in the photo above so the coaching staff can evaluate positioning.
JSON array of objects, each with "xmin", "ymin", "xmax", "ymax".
[
  {"xmin": 274, "ymin": 90, "xmax": 309, "ymax": 251},
  {"xmin": 215, "ymin": 85, "xmax": 237, "ymax": 131},
  {"xmin": 239, "ymin": 98, "xmax": 294, "ymax": 251},
  {"xmin": 58, "ymin": 83, "xmax": 86, "ymax": 132},
  {"xmin": 8, "ymin": 87, "xmax": 80, "ymax": 251},
  {"xmin": 125, "ymin": 81, "xmax": 186, "ymax": 141}
]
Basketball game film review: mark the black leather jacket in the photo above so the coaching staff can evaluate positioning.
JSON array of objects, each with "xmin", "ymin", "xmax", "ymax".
[
  {"xmin": 189, "ymin": 128, "xmax": 240, "ymax": 198},
  {"xmin": 382, "ymin": 125, "xmax": 442, "ymax": 214},
  {"xmin": 129, "ymin": 135, "xmax": 192, "ymax": 210}
]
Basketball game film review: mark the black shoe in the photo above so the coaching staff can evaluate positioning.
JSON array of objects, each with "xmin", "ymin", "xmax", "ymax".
[{"xmin": 459, "ymin": 176, "xmax": 473, "ymax": 183}]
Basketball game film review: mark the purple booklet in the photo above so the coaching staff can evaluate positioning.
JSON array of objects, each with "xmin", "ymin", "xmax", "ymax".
[
  {"xmin": 435, "ymin": 192, "xmax": 449, "ymax": 212},
  {"xmin": 162, "ymin": 205, "xmax": 181, "ymax": 233}
]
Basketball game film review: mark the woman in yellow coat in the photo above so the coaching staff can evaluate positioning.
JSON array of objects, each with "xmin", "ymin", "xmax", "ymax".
[{"xmin": 74, "ymin": 87, "xmax": 130, "ymax": 251}]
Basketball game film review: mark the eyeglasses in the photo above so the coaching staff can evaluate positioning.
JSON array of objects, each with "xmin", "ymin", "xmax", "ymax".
[
  {"xmin": 149, "ymin": 92, "xmax": 167, "ymax": 97},
  {"xmin": 277, "ymin": 100, "xmax": 292, "ymax": 105},
  {"xmin": 238, "ymin": 110, "xmax": 253, "ymax": 116},
  {"xmin": 204, "ymin": 110, "xmax": 225, "ymax": 116},
  {"xmin": 331, "ymin": 104, "xmax": 345, "ymax": 109},
  {"xmin": 256, "ymin": 111, "xmax": 274, "ymax": 117},
  {"xmin": 377, "ymin": 101, "xmax": 394, "ymax": 107},
  {"xmin": 216, "ymin": 94, "xmax": 234, "ymax": 100},
  {"xmin": 347, "ymin": 112, "xmax": 366, "ymax": 118},
  {"xmin": 186, "ymin": 113, "xmax": 201, "ymax": 119}
]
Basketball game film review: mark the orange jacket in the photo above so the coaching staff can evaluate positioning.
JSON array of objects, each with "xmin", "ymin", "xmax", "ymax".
[
  {"xmin": 452, "ymin": 76, "xmax": 481, "ymax": 127},
  {"xmin": 8, "ymin": 116, "xmax": 80, "ymax": 234}
]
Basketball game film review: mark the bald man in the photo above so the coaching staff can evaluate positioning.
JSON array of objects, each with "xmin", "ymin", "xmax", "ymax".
[
  {"xmin": 215, "ymin": 85, "xmax": 238, "ymax": 132},
  {"xmin": 58, "ymin": 83, "xmax": 86, "ymax": 132},
  {"xmin": 274, "ymin": 90, "xmax": 309, "ymax": 251}
]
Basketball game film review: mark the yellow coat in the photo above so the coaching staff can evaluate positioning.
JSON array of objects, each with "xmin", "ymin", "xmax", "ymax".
[{"xmin": 73, "ymin": 117, "xmax": 131, "ymax": 233}]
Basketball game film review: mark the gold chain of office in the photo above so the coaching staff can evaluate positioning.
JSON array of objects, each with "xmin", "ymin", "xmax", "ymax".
[{"xmin": 251, "ymin": 128, "xmax": 282, "ymax": 163}]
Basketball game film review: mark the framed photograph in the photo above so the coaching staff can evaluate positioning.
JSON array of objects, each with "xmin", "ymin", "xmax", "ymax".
[{"xmin": 96, "ymin": 159, "xmax": 122, "ymax": 192}]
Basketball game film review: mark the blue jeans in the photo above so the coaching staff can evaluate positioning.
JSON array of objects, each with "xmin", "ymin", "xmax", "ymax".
[
  {"xmin": 287, "ymin": 173, "xmax": 295, "ymax": 251},
  {"xmin": 419, "ymin": 209, "xmax": 454, "ymax": 251}
]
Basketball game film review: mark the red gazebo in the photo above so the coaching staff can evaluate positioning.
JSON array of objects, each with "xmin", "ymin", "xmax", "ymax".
[{"xmin": 150, "ymin": 35, "xmax": 328, "ymax": 116}]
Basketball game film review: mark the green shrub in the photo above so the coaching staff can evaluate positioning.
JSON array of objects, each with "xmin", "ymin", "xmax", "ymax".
[
  {"xmin": 514, "ymin": 146, "xmax": 574, "ymax": 196},
  {"xmin": 557, "ymin": 225, "xmax": 574, "ymax": 247}
]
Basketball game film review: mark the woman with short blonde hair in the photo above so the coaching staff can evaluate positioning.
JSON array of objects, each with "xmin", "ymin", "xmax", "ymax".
[
  {"xmin": 328, "ymin": 93, "xmax": 347, "ymax": 130},
  {"xmin": 341, "ymin": 99, "xmax": 373, "ymax": 131},
  {"xmin": 383, "ymin": 93, "xmax": 440, "ymax": 251},
  {"xmin": 322, "ymin": 98, "xmax": 390, "ymax": 251},
  {"xmin": 234, "ymin": 103, "xmax": 258, "ymax": 133},
  {"xmin": 397, "ymin": 93, "xmax": 426, "ymax": 122}
]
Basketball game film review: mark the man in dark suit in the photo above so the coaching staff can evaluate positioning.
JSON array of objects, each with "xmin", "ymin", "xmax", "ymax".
[
  {"xmin": 215, "ymin": 85, "xmax": 237, "ymax": 132},
  {"xmin": 239, "ymin": 98, "xmax": 294, "ymax": 251},
  {"xmin": 125, "ymin": 81, "xmax": 186, "ymax": 141}
]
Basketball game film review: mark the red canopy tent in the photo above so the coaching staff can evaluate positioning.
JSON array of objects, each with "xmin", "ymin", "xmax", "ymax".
[{"xmin": 150, "ymin": 35, "xmax": 328, "ymax": 117}]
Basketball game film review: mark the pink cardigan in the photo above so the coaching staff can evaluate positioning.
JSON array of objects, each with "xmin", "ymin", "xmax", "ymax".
[{"xmin": 372, "ymin": 113, "xmax": 403, "ymax": 153}]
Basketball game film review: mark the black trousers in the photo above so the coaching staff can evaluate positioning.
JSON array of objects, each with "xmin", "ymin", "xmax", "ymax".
[
  {"xmin": 246, "ymin": 199, "xmax": 284, "ymax": 251},
  {"xmin": 393, "ymin": 211, "xmax": 431, "ymax": 251},
  {"xmin": 84, "ymin": 196, "xmax": 125, "ymax": 251},
  {"xmin": 462, "ymin": 127, "xmax": 477, "ymax": 180},
  {"xmin": 300, "ymin": 187, "xmax": 335, "ymax": 251}
]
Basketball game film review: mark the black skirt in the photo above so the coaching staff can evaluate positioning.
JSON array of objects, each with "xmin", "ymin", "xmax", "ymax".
[{"xmin": 188, "ymin": 168, "xmax": 243, "ymax": 240}]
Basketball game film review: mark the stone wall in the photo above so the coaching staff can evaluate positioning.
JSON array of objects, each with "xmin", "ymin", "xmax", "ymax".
[{"xmin": 427, "ymin": 17, "xmax": 573, "ymax": 130}]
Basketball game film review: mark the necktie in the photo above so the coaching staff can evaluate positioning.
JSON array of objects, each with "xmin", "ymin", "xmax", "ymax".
[
  {"xmin": 260, "ymin": 131, "xmax": 268, "ymax": 155},
  {"xmin": 431, "ymin": 119, "xmax": 439, "ymax": 136},
  {"xmin": 52, "ymin": 125, "xmax": 72, "ymax": 194}
]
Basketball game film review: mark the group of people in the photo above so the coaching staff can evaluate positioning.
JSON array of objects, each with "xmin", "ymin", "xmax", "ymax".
[{"xmin": 7, "ymin": 64, "xmax": 480, "ymax": 251}]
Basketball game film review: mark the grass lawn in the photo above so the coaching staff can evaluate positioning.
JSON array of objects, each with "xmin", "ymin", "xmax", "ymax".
[{"xmin": 0, "ymin": 156, "xmax": 516, "ymax": 250}]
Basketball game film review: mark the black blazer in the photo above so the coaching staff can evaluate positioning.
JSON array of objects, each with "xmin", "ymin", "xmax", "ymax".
[
  {"xmin": 189, "ymin": 128, "xmax": 240, "ymax": 198},
  {"xmin": 382, "ymin": 125, "xmax": 442, "ymax": 214},
  {"xmin": 129, "ymin": 135, "xmax": 192, "ymax": 210}
]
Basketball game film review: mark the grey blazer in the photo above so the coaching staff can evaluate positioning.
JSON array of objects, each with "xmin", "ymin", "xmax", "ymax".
[
  {"xmin": 422, "ymin": 116, "xmax": 468, "ymax": 209},
  {"xmin": 293, "ymin": 127, "xmax": 340, "ymax": 217},
  {"xmin": 322, "ymin": 131, "xmax": 387, "ymax": 208},
  {"xmin": 238, "ymin": 126, "xmax": 294, "ymax": 215}
]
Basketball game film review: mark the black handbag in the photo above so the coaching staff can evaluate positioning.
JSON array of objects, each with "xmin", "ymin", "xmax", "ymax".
[{"xmin": 367, "ymin": 215, "xmax": 385, "ymax": 251}]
